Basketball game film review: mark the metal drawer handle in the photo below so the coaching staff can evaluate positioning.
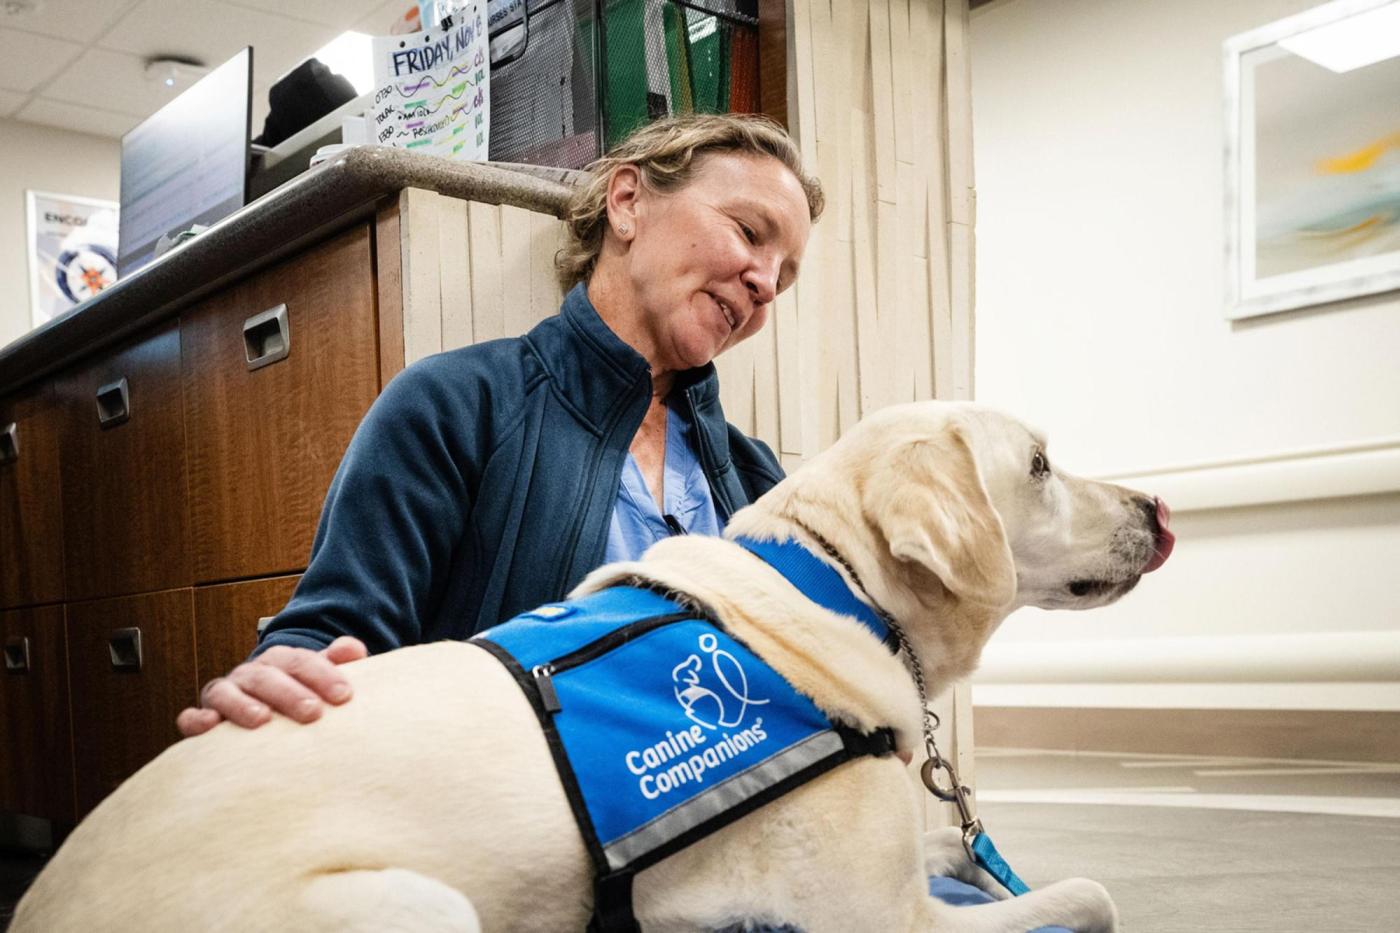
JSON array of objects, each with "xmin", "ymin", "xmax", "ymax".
[
  {"xmin": 96, "ymin": 377, "xmax": 130, "ymax": 428},
  {"xmin": 256, "ymin": 616, "xmax": 276, "ymax": 636},
  {"xmin": 4, "ymin": 636, "xmax": 30, "ymax": 673},
  {"xmin": 243, "ymin": 304, "xmax": 290, "ymax": 371},
  {"xmin": 0, "ymin": 421, "xmax": 15, "ymax": 464},
  {"xmin": 109, "ymin": 627, "xmax": 143, "ymax": 672}
]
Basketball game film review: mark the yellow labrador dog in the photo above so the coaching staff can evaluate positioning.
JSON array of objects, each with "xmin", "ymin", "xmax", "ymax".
[{"xmin": 14, "ymin": 401, "xmax": 1172, "ymax": 933}]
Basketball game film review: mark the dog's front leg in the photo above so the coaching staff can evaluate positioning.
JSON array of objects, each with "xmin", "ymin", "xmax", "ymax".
[
  {"xmin": 921, "ymin": 827, "xmax": 1011, "ymax": 901},
  {"xmin": 934, "ymin": 876, "xmax": 1118, "ymax": 933}
]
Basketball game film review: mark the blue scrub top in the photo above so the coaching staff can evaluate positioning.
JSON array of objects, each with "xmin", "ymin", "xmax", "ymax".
[{"xmin": 604, "ymin": 400, "xmax": 722, "ymax": 563}]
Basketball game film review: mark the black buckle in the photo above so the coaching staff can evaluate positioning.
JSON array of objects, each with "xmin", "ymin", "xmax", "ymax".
[{"xmin": 837, "ymin": 724, "xmax": 897, "ymax": 758}]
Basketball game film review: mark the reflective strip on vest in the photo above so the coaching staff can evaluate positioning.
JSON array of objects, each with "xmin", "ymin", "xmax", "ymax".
[{"xmin": 603, "ymin": 729, "xmax": 845, "ymax": 869}]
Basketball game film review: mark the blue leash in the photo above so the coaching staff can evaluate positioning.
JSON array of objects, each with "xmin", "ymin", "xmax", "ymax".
[
  {"xmin": 921, "ymin": 753, "xmax": 1031, "ymax": 896},
  {"xmin": 971, "ymin": 832, "xmax": 1031, "ymax": 896}
]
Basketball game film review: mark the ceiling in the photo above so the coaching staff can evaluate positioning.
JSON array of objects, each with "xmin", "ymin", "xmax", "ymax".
[{"xmin": 0, "ymin": 0, "xmax": 418, "ymax": 140}]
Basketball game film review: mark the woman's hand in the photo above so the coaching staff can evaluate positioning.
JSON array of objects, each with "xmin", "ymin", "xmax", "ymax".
[{"xmin": 175, "ymin": 636, "xmax": 368, "ymax": 737}]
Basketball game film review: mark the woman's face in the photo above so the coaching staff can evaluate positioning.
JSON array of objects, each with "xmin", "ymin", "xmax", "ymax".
[{"xmin": 617, "ymin": 151, "xmax": 812, "ymax": 373}]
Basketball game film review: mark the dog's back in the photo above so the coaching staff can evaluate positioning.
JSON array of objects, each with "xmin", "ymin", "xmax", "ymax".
[{"xmin": 12, "ymin": 641, "xmax": 593, "ymax": 932}]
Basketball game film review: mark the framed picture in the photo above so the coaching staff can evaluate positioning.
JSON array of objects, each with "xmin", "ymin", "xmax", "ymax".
[
  {"xmin": 1224, "ymin": 0, "xmax": 1400, "ymax": 319},
  {"xmin": 25, "ymin": 190, "xmax": 120, "ymax": 329}
]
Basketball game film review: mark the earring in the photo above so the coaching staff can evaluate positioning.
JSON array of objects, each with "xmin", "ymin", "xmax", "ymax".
[{"xmin": 618, "ymin": 223, "xmax": 630, "ymax": 236}]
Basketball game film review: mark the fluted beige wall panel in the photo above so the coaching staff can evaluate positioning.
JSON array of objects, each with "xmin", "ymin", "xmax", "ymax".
[
  {"xmin": 715, "ymin": 0, "xmax": 976, "ymax": 460},
  {"xmin": 398, "ymin": 188, "xmax": 568, "ymax": 360}
]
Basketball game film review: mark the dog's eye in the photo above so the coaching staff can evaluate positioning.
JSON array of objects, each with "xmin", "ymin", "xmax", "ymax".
[{"xmin": 1031, "ymin": 450, "xmax": 1051, "ymax": 478}]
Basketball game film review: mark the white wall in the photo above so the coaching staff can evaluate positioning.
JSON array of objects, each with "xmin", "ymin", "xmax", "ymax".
[
  {"xmin": 969, "ymin": 0, "xmax": 1400, "ymax": 710},
  {"xmin": 0, "ymin": 119, "xmax": 119, "ymax": 350}
]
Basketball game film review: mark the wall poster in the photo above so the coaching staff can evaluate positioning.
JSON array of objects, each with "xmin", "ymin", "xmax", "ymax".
[{"xmin": 26, "ymin": 190, "xmax": 119, "ymax": 328}]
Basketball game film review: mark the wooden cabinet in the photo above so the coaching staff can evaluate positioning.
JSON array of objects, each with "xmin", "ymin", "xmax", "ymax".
[
  {"xmin": 1, "ymin": 192, "xmax": 568, "ymax": 825},
  {"xmin": 182, "ymin": 226, "xmax": 379, "ymax": 584},
  {"xmin": 57, "ymin": 321, "xmax": 190, "ymax": 602},
  {"xmin": 66, "ymin": 589, "xmax": 196, "ymax": 817},
  {"xmin": 193, "ymin": 575, "xmax": 300, "ymax": 688},
  {"xmin": 1, "ymin": 225, "xmax": 382, "ymax": 823},
  {"xmin": 0, "ymin": 385, "xmax": 66, "ymax": 609},
  {"xmin": 0, "ymin": 605, "xmax": 74, "ymax": 823}
]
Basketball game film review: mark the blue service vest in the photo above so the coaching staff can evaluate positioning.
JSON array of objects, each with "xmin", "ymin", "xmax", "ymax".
[{"xmin": 475, "ymin": 573, "xmax": 896, "ymax": 932}]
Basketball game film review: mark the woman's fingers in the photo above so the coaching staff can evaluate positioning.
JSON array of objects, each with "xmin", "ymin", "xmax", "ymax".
[
  {"xmin": 322, "ymin": 635, "xmax": 369, "ymax": 668},
  {"xmin": 175, "ymin": 706, "xmax": 223, "ymax": 738},
  {"xmin": 202, "ymin": 670, "xmax": 281, "ymax": 727},
  {"xmin": 176, "ymin": 639, "xmax": 367, "ymax": 737}
]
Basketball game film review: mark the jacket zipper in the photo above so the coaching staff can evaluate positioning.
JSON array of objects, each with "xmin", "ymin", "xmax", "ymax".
[
  {"xmin": 684, "ymin": 387, "xmax": 735, "ymax": 521},
  {"xmin": 552, "ymin": 371, "xmax": 653, "ymax": 598},
  {"xmin": 530, "ymin": 611, "xmax": 694, "ymax": 713}
]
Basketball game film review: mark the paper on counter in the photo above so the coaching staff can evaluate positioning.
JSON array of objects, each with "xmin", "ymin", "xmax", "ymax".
[{"xmin": 371, "ymin": 3, "xmax": 491, "ymax": 161}]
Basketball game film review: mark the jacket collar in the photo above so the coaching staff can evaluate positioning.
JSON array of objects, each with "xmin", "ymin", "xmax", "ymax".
[
  {"xmin": 733, "ymin": 537, "xmax": 900, "ymax": 653},
  {"xmin": 527, "ymin": 284, "xmax": 727, "ymax": 447}
]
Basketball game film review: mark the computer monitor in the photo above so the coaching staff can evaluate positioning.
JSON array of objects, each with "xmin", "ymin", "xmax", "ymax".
[{"xmin": 117, "ymin": 47, "xmax": 253, "ymax": 277}]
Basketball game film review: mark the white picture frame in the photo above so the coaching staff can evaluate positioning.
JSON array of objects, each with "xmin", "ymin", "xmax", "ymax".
[{"xmin": 1223, "ymin": 0, "xmax": 1400, "ymax": 319}]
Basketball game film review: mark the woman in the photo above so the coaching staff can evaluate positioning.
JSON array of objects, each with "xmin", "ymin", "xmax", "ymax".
[{"xmin": 178, "ymin": 114, "xmax": 823, "ymax": 737}]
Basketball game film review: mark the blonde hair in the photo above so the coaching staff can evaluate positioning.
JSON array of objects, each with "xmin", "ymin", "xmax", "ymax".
[{"xmin": 556, "ymin": 113, "xmax": 824, "ymax": 291}]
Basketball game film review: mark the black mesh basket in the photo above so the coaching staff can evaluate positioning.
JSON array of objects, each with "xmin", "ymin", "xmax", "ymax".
[{"xmin": 487, "ymin": 0, "xmax": 759, "ymax": 169}]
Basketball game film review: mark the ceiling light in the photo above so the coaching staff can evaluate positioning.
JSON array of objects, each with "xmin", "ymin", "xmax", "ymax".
[
  {"xmin": 1278, "ymin": 2, "xmax": 1400, "ymax": 73},
  {"xmin": 311, "ymin": 31, "xmax": 374, "ymax": 95},
  {"xmin": 144, "ymin": 56, "xmax": 208, "ymax": 89}
]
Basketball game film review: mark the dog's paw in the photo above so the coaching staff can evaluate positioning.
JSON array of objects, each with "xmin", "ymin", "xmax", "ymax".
[
  {"xmin": 921, "ymin": 827, "xmax": 1012, "ymax": 901},
  {"xmin": 1045, "ymin": 877, "xmax": 1118, "ymax": 933}
]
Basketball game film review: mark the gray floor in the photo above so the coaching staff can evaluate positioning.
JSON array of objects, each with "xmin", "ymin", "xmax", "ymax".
[
  {"xmin": 972, "ymin": 749, "xmax": 1400, "ymax": 932},
  {"xmin": 4, "ymin": 750, "xmax": 1399, "ymax": 930}
]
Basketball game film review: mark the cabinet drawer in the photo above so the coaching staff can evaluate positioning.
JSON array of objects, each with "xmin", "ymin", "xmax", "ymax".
[
  {"xmin": 0, "ymin": 384, "xmax": 66, "ymax": 608},
  {"xmin": 58, "ymin": 321, "xmax": 190, "ymax": 601},
  {"xmin": 0, "ymin": 604, "xmax": 74, "ymax": 823},
  {"xmin": 66, "ymin": 589, "xmax": 196, "ymax": 817},
  {"xmin": 182, "ymin": 225, "xmax": 379, "ymax": 583},
  {"xmin": 193, "ymin": 574, "xmax": 300, "ymax": 688}
]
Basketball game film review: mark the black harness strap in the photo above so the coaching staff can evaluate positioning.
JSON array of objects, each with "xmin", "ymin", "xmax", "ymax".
[
  {"xmin": 837, "ymin": 725, "xmax": 897, "ymax": 758},
  {"xmin": 588, "ymin": 869, "xmax": 642, "ymax": 933}
]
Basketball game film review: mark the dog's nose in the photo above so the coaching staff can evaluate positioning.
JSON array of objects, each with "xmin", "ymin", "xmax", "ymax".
[{"xmin": 1137, "ymin": 496, "xmax": 1160, "ymax": 531}]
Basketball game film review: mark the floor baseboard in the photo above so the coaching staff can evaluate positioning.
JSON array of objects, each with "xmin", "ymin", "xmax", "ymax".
[{"xmin": 974, "ymin": 707, "xmax": 1400, "ymax": 763}]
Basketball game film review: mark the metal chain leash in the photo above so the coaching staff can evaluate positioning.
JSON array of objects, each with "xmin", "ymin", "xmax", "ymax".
[
  {"xmin": 790, "ymin": 520, "xmax": 985, "ymax": 850},
  {"xmin": 791, "ymin": 521, "xmax": 941, "ymax": 747}
]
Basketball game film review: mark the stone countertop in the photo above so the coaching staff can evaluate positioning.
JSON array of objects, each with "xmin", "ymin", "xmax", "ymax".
[{"xmin": 0, "ymin": 145, "xmax": 583, "ymax": 396}]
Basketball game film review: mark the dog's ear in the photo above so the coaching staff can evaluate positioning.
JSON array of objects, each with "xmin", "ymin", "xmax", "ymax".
[{"xmin": 862, "ymin": 426, "xmax": 1016, "ymax": 608}]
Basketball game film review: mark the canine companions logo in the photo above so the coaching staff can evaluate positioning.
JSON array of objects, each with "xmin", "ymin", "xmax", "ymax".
[
  {"xmin": 622, "ymin": 633, "xmax": 774, "ymax": 801},
  {"xmin": 671, "ymin": 632, "xmax": 770, "ymax": 729}
]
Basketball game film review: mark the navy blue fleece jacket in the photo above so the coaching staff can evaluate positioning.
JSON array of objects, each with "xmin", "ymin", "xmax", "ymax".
[{"xmin": 254, "ymin": 284, "xmax": 785, "ymax": 656}]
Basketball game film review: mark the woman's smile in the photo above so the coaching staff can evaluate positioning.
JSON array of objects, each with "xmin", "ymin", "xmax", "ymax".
[{"xmin": 711, "ymin": 292, "xmax": 738, "ymax": 331}]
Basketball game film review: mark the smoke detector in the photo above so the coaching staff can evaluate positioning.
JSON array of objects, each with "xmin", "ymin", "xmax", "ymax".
[{"xmin": 144, "ymin": 56, "xmax": 208, "ymax": 89}]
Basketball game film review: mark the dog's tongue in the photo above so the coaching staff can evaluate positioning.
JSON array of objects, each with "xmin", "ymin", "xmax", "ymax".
[{"xmin": 1142, "ymin": 497, "xmax": 1174, "ymax": 574}]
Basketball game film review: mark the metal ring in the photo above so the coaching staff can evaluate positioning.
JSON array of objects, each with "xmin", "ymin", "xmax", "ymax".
[{"xmin": 920, "ymin": 756, "xmax": 959, "ymax": 801}]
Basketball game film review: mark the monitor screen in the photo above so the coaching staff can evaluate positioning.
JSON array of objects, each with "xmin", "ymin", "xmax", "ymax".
[{"xmin": 118, "ymin": 47, "xmax": 252, "ymax": 277}]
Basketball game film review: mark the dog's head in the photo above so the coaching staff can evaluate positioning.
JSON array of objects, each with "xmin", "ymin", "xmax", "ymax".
[
  {"xmin": 846, "ymin": 402, "xmax": 1174, "ymax": 614},
  {"xmin": 739, "ymin": 401, "xmax": 1173, "ymax": 634}
]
